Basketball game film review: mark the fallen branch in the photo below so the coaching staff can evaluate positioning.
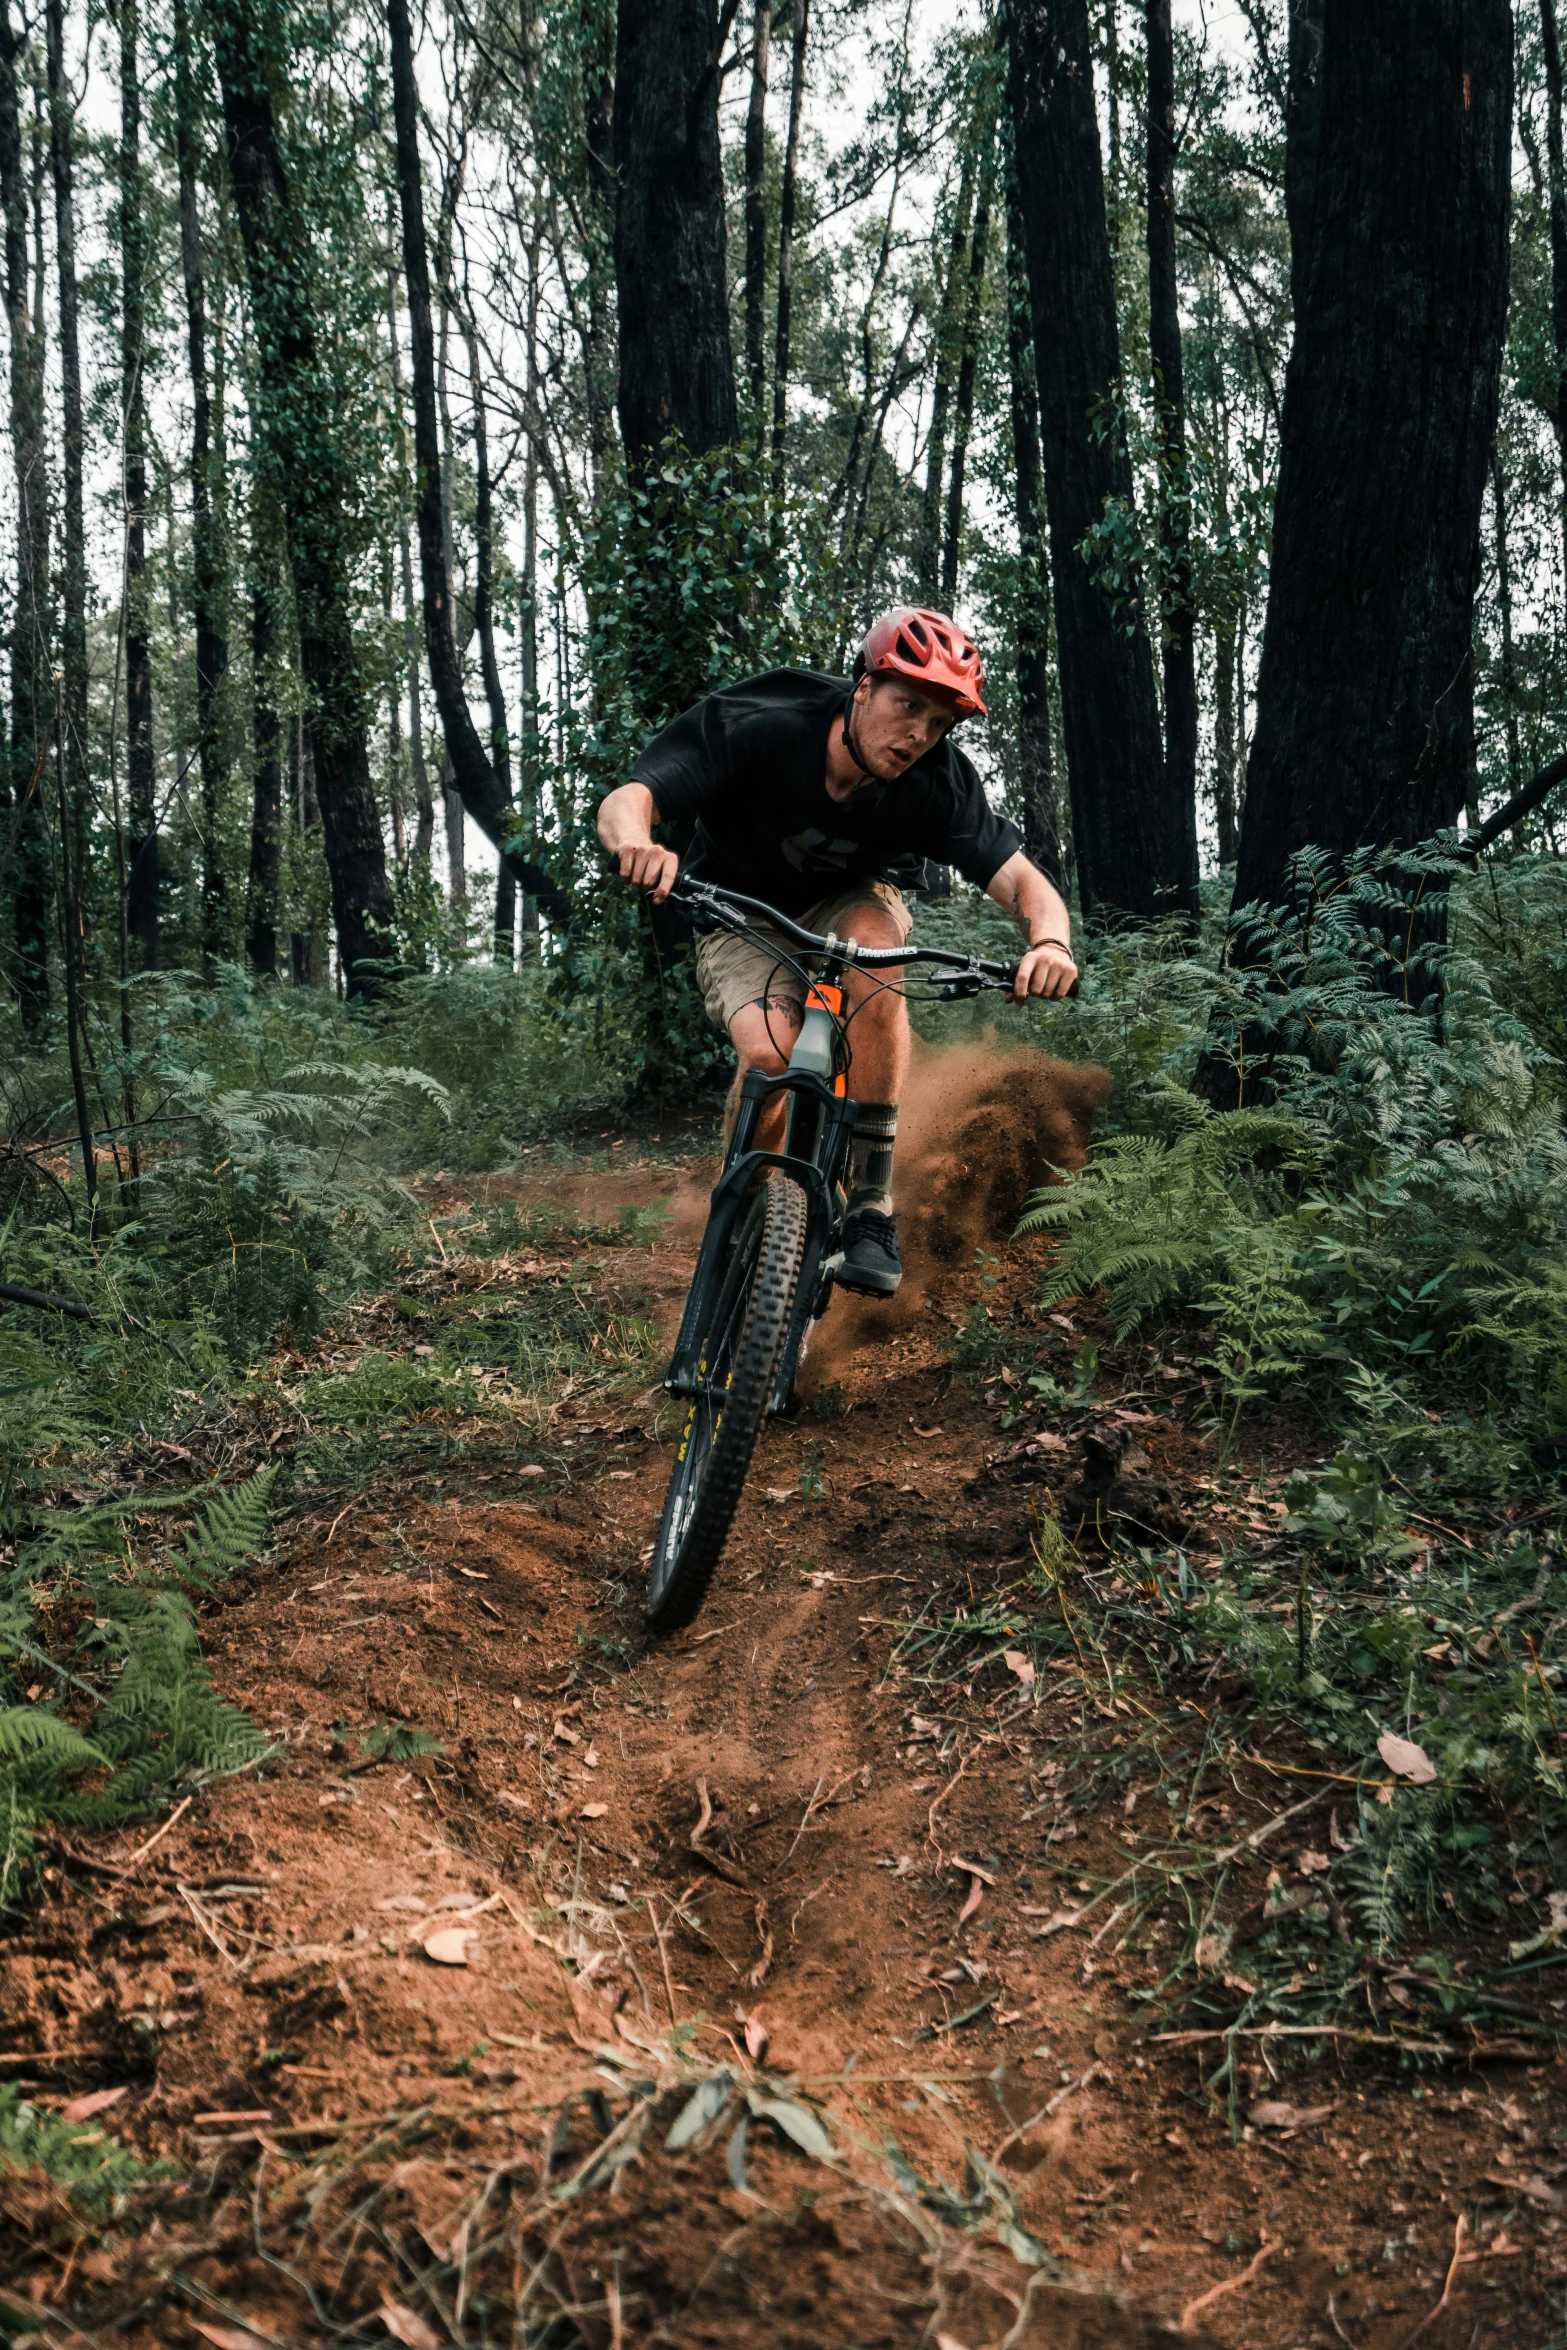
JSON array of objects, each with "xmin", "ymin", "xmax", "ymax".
[
  {"xmin": 1395, "ymin": 2210, "xmax": 1467, "ymax": 2349},
  {"xmin": 690, "ymin": 1778, "xmax": 752, "ymax": 1888},
  {"xmin": 0, "ymin": 1278, "xmax": 95, "ymax": 1321},
  {"xmin": 1213, "ymin": 1785, "xmax": 1330, "ymax": 1866},
  {"xmin": 1152, "ymin": 2023, "xmax": 1452, "ymax": 2054},
  {"xmin": 1179, "ymin": 2238, "xmax": 1277, "ymax": 2332}
]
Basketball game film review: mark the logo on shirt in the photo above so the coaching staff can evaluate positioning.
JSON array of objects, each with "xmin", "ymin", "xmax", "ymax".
[{"xmin": 781, "ymin": 828, "xmax": 864, "ymax": 875}]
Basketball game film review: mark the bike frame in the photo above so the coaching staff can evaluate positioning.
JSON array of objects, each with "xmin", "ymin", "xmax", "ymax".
[{"xmin": 663, "ymin": 882, "xmax": 1037, "ymax": 1417}]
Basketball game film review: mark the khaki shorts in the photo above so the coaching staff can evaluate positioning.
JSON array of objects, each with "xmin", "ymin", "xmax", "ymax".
[{"xmin": 694, "ymin": 879, "xmax": 914, "ymax": 1036}]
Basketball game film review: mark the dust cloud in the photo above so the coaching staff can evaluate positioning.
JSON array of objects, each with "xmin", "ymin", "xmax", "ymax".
[{"xmin": 797, "ymin": 1037, "xmax": 1112, "ymax": 1390}]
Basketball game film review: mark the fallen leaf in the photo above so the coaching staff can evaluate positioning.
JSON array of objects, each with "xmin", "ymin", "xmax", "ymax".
[
  {"xmin": 191, "ymin": 2325, "xmax": 272, "ymax": 2350},
  {"xmin": 666, "ymin": 2073, "xmax": 732, "ymax": 2149},
  {"xmin": 1250, "ymin": 2100, "xmax": 1332, "ymax": 2130},
  {"xmin": 457, "ymin": 1567, "xmax": 489, "ymax": 1580},
  {"xmin": 583, "ymin": 1745, "xmax": 600, "ymax": 1768},
  {"xmin": 421, "ymin": 1928, "xmax": 471, "ymax": 1966},
  {"xmin": 374, "ymin": 1894, "xmax": 429, "ymax": 1913},
  {"xmin": 755, "ymin": 2095, "xmax": 831, "ymax": 2159},
  {"xmin": 935, "ymin": 2336, "xmax": 972, "ymax": 2350},
  {"xmin": 957, "ymin": 1877, "xmax": 985, "ymax": 1924},
  {"xmin": 1486, "ymin": 2171, "xmax": 1563, "ymax": 2210},
  {"xmin": 496, "ymin": 1790, "xmax": 532, "ymax": 1812},
  {"xmin": 433, "ymin": 1890, "xmax": 481, "ymax": 1910},
  {"xmin": 1003, "ymin": 1649, "xmax": 1036, "ymax": 1688},
  {"xmin": 606, "ymin": 1880, "xmax": 630, "ymax": 1902},
  {"xmin": 61, "ymin": 2085, "xmax": 127, "ymax": 2122},
  {"xmin": 763, "ymin": 1487, "xmax": 794, "ymax": 1504},
  {"xmin": 1194, "ymin": 1925, "xmax": 1233, "ymax": 1973},
  {"xmin": 912, "ymin": 1426, "xmax": 943, "ymax": 1439},
  {"xmin": 743, "ymin": 2013, "xmax": 769, "ymax": 2060},
  {"xmin": 1295, "ymin": 1848, "xmax": 1331, "ymax": 1875},
  {"xmin": 379, "ymin": 2306, "xmax": 443, "ymax": 2349},
  {"xmin": 581, "ymin": 1802, "xmax": 609, "ymax": 1819},
  {"xmin": 551, "ymin": 1717, "xmax": 579, "ymax": 1746},
  {"xmin": 1376, "ymin": 1731, "xmax": 1436, "ymax": 1784},
  {"xmin": 518, "ymin": 1464, "xmax": 545, "ymax": 1478}
]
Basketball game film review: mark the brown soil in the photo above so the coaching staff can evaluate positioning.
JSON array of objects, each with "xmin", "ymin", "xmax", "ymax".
[{"xmin": 3, "ymin": 1045, "xmax": 1562, "ymax": 2349}]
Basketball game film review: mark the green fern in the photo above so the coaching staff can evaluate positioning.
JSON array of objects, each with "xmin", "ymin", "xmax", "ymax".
[{"xmin": 176, "ymin": 1467, "xmax": 277, "ymax": 1589}]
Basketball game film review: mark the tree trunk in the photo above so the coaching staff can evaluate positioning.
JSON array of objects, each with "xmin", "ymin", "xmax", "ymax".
[
  {"xmin": 385, "ymin": 258, "xmax": 434, "ymax": 868},
  {"xmin": 174, "ymin": 0, "xmax": 229, "ymax": 961},
  {"xmin": 1225, "ymin": 0, "xmax": 1512, "ymax": 921},
  {"xmin": 611, "ymin": 0, "xmax": 738, "ymax": 465},
  {"xmin": 46, "ymin": 0, "xmax": 87, "ymax": 926},
  {"xmin": 1007, "ymin": 0, "xmax": 1190, "ymax": 918},
  {"xmin": 386, "ymin": 0, "xmax": 571, "ymax": 927},
  {"xmin": 1490, "ymin": 446, "xmax": 1523, "ymax": 801},
  {"xmin": 1541, "ymin": 0, "xmax": 1567, "ymax": 579},
  {"xmin": 918, "ymin": 152, "xmax": 976, "ymax": 604},
  {"xmin": 941, "ymin": 139, "xmax": 996, "ymax": 609},
  {"xmin": 0, "ymin": 7, "xmax": 50, "ymax": 1030},
  {"xmin": 771, "ymin": 0, "xmax": 809, "ymax": 465},
  {"xmin": 1213, "ymin": 613, "xmax": 1240, "ymax": 862},
  {"xmin": 744, "ymin": 0, "xmax": 771, "ymax": 415},
  {"xmin": 120, "ymin": 0, "xmax": 157, "ymax": 973},
  {"xmin": 1145, "ymin": 0, "xmax": 1199, "ymax": 899},
  {"xmin": 457, "ymin": 310, "xmax": 518, "ymax": 967},
  {"xmin": 212, "ymin": 0, "xmax": 397, "ymax": 995},
  {"xmin": 1004, "ymin": 175, "xmax": 1061, "ymax": 887},
  {"xmin": 245, "ymin": 471, "xmax": 282, "ymax": 978}
]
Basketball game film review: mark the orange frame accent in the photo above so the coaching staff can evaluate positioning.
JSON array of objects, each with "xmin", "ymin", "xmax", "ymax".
[{"xmin": 806, "ymin": 982, "xmax": 847, "ymax": 1096}]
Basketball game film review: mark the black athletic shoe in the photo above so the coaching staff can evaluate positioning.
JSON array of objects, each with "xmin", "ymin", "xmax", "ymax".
[{"xmin": 833, "ymin": 1206, "xmax": 902, "ymax": 1298}]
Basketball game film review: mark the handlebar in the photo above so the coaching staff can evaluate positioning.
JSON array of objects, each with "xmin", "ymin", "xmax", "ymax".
[{"xmin": 666, "ymin": 876, "xmax": 1080, "ymax": 1000}]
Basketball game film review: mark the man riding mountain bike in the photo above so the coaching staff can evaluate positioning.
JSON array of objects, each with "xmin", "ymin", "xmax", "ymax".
[{"xmin": 597, "ymin": 606, "xmax": 1079, "ymax": 1298}]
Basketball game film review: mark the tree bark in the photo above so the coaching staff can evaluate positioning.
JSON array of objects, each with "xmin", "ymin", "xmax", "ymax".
[
  {"xmin": 611, "ymin": 0, "xmax": 739, "ymax": 465},
  {"xmin": 386, "ymin": 0, "xmax": 571, "ymax": 928},
  {"xmin": 941, "ymin": 139, "xmax": 996, "ymax": 609},
  {"xmin": 46, "ymin": 0, "xmax": 87, "ymax": 925},
  {"xmin": 1540, "ymin": 0, "xmax": 1567, "ymax": 578},
  {"xmin": 919, "ymin": 151, "xmax": 976, "ymax": 603},
  {"xmin": 744, "ymin": 0, "xmax": 771, "ymax": 416},
  {"xmin": 1145, "ymin": 0, "xmax": 1199, "ymax": 899},
  {"xmin": 771, "ymin": 0, "xmax": 809, "ymax": 465},
  {"xmin": 1007, "ymin": 0, "xmax": 1190, "ymax": 918},
  {"xmin": 245, "ymin": 470, "xmax": 282, "ymax": 977},
  {"xmin": 456, "ymin": 305, "xmax": 518, "ymax": 963},
  {"xmin": 0, "ymin": 5, "xmax": 50, "ymax": 1028},
  {"xmin": 385, "ymin": 258, "xmax": 434, "ymax": 868},
  {"xmin": 1005, "ymin": 175, "xmax": 1061, "ymax": 887},
  {"xmin": 120, "ymin": 0, "xmax": 157, "ymax": 973},
  {"xmin": 1490, "ymin": 446, "xmax": 1523, "ymax": 799},
  {"xmin": 174, "ymin": 0, "xmax": 229, "ymax": 960},
  {"xmin": 211, "ymin": 0, "xmax": 397, "ymax": 995},
  {"xmin": 1225, "ymin": 0, "xmax": 1512, "ymax": 920}
]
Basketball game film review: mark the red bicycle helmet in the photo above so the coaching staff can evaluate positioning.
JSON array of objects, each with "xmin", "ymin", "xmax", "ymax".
[{"xmin": 861, "ymin": 606, "xmax": 987, "ymax": 717}]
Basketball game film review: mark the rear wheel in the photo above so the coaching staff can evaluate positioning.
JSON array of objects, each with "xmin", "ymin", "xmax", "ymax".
[{"xmin": 647, "ymin": 1175, "xmax": 808, "ymax": 1633}]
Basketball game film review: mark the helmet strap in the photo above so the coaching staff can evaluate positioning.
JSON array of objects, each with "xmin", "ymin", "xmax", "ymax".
[{"xmin": 841, "ymin": 690, "xmax": 874, "ymax": 786}]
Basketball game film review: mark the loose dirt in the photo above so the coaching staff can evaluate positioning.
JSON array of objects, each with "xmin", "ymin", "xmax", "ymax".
[{"xmin": 3, "ymin": 1046, "xmax": 1561, "ymax": 2348}]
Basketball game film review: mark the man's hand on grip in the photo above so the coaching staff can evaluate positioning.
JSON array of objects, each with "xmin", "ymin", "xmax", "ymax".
[{"xmin": 618, "ymin": 842, "xmax": 680, "ymax": 904}]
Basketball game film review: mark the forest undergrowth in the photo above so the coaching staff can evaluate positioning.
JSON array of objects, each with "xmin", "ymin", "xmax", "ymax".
[{"xmin": 4, "ymin": 847, "xmax": 1567, "ymax": 2252}]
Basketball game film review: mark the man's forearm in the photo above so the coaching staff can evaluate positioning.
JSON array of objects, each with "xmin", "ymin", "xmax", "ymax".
[
  {"xmin": 986, "ymin": 851, "xmax": 1071, "ymax": 948},
  {"xmin": 597, "ymin": 781, "xmax": 659, "ymax": 856}
]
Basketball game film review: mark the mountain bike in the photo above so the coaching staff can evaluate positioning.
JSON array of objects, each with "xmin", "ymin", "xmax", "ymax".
[{"xmin": 646, "ymin": 876, "xmax": 1065, "ymax": 1633}]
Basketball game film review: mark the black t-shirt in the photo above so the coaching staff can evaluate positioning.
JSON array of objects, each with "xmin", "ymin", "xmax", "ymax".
[{"xmin": 629, "ymin": 668, "xmax": 1021, "ymax": 917}]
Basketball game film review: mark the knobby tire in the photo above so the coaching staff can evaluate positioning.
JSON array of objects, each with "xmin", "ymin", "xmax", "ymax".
[{"xmin": 647, "ymin": 1175, "xmax": 809, "ymax": 1633}]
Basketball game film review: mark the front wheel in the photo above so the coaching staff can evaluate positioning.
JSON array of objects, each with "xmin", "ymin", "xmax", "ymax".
[{"xmin": 647, "ymin": 1175, "xmax": 808, "ymax": 1633}]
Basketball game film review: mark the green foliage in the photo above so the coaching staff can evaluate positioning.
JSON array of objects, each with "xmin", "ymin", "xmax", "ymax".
[
  {"xmin": 358, "ymin": 1717, "xmax": 444, "ymax": 1763},
  {"xmin": 0, "ymin": 1474, "xmax": 275, "ymax": 1911},
  {"xmin": 0, "ymin": 2084, "xmax": 160, "ymax": 2221}
]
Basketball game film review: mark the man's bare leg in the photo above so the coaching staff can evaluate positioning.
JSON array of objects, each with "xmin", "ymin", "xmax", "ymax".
[{"xmin": 725, "ymin": 996, "xmax": 802, "ymax": 1152}]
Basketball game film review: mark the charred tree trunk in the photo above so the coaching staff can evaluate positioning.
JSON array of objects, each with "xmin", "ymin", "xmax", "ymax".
[
  {"xmin": 941, "ymin": 139, "xmax": 995, "ymax": 609},
  {"xmin": 1145, "ymin": 0, "xmax": 1199, "ymax": 897},
  {"xmin": 771, "ymin": 0, "xmax": 808, "ymax": 465},
  {"xmin": 245, "ymin": 470, "xmax": 282, "ymax": 977},
  {"xmin": 387, "ymin": 0, "xmax": 571, "ymax": 929},
  {"xmin": 457, "ymin": 307, "xmax": 519, "ymax": 963},
  {"xmin": 918, "ymin": 152, "xmax": 976, "ymax": 604},
  {"xmin": 611, "ymin": 0, "xmax": 738, "ymax": 465},
  {"xmin": 1007, "ymin": 0, "xmax": 1192, "ymax": 919},
  {"xmin": 744, "ymin": 0, "xmax": 771, "ymax": 416},
  {"xmin": 385, "ymin": 259, "xmax": 434, "ymax": 868},
  {"xmin": 46, "ymin": 0, "xmax": 87, "ymax": 923},
  {"xmin": 1225, "ymin": 0, "xmax": 1512, "ymax": 926},
  {"xmin": 212, "ymin": 0, "xmax": 396, "ymax": 994},
  {"xmin": 121, "ymin": 0, "xmax": 157, "ymax": 972},
  {"xmin": 1005, "ymin": 175, "xmax": 1061, "ymax": 887},
  {"xmin": 0, "ymin": 5, "xmax": 51, "ymax": 1028},
  {"xmin": 1541, "ymin": 0, "xmax": 1567, "ymax": 578},
  {"xmin": 175, "ymin": 0, "xmax": 229, "ymax": 959}
]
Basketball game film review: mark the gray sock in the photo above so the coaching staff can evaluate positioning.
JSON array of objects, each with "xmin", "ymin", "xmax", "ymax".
[{"xmin": 848, "ymin": 1102, "xmax": 898, "ymax": 1214}]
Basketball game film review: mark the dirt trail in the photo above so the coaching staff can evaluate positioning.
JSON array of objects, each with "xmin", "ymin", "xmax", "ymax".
[{"xmin": 2, "ymin": 1047, "xmax": 1561, "ymax": 2348}]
